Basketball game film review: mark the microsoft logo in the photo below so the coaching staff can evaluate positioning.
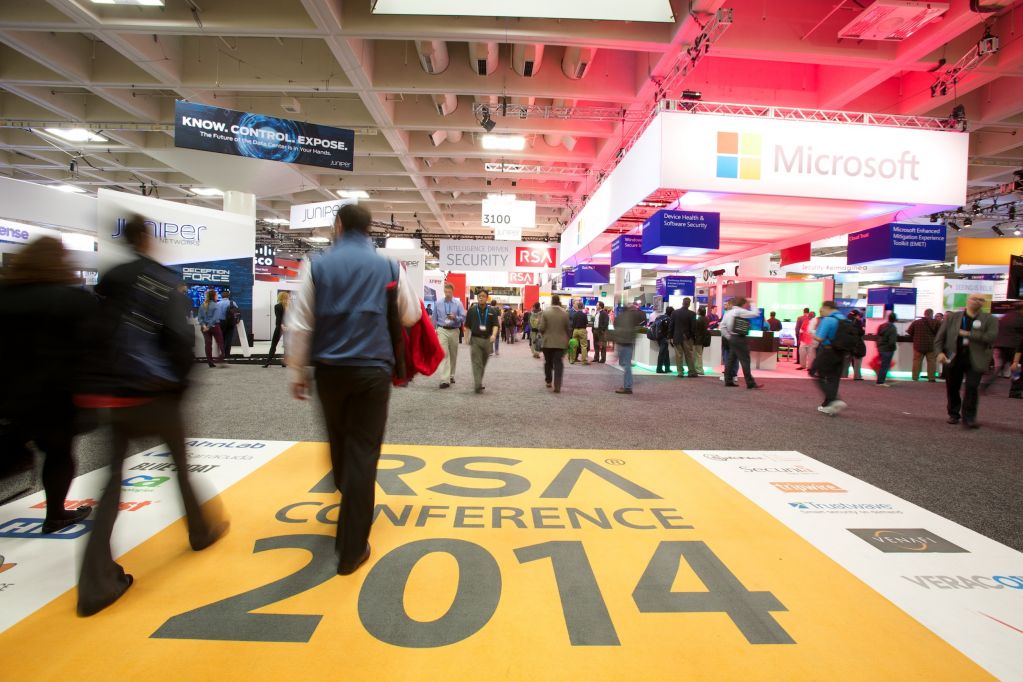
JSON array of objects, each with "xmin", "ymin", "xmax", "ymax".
[{"xmin": 716, "ymin": 131, "xmax": 762, "ymax": 180}]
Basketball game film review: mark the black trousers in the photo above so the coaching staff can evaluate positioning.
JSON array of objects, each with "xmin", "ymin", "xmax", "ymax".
[
  {"xmin": 724, "ymin": 335, "xmax": 756, "ymax": 387},
  {"xmin": 543, "ymin": 348, "xmax": 565, "ymax": 388},
  {"xmin": 267, "ymin": 323, "xmax": 283, "ymax": 361},
  {"xmin": 592, "ymin": 329, "xmax": 607, "ymax": 363},
  {"xmin": 314, "ymin": 364, "xmax": 392, "ymax": 566},
  {"xmin": 79, "ymin": 394, "xmax": 217, "ymax": 613},
  {"xmin": 946, "ymin": 352, "xmax": 982, "ymax": 423},
  {"xmin": 815, "ymin": 346, "xmax": 842, "ymax": 406},
  {"xmin": 220, "ymin": 321, "xmax": 235, "ymax": 357},
  {"xmin": 656, "ymin": 339, "xmax": 671, "ymax": 372}
]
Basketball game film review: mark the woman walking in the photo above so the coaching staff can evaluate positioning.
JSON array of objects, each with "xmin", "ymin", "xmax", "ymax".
[
  {"xmin": 198, "ymin": 289, "xmax": 224, "ymax": 367},
  {"xmin": 263, "ymin": 291, "xmax": 289, "ymax": 367}
]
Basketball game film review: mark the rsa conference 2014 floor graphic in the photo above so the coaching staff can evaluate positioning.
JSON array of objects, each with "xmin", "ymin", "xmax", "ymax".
[{"xmin": 0, "ymin": 439, "xmax": 1020, "ymax": 680}]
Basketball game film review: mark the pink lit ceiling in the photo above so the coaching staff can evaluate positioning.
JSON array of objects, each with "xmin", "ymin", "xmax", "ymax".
[{"xmin": 0, "ymin": 0, "xmax": 1018, "ymax": 243}]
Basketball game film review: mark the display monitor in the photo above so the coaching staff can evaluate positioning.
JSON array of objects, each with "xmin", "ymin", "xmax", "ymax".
[
  {"xmin": 755, "ymin": 280, "xmax": 826, "ymax": 323},
  {"xmin": 893, "ymin": 303, "xmax": 916, "ymax": 322},
  {"xmin": 187, "ymin": 284, "xmax": 224, "ymax": 310},
  {"xmin": 866, "ymin": 304, "xmax": 885, "ymax": 319}
]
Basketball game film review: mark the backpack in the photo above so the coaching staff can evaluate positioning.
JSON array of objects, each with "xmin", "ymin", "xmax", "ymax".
[
  {"xmin": 646, "ymin": 322, "xmax": 658, "ymax": 341},
  {"xmin": 831, "ymin": 317, "xmax": 857, "ymax": 353},
  {"xmin": 227, "ymin": 300, "xmax": 241, "ymax": 325}
]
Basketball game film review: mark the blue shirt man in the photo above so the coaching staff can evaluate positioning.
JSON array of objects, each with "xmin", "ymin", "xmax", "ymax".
[
  {"xmin": 212, "ymin": 296, "xmax": 231, "ymax": 324},
  {"xmin": 432, "ymin": 293, "xmax": 465, "ymax": 329},
  {"xmin": 813, "ymin": 302, "xmax": 848, "ymax": 415},
  {"xmin": 814, "ymin": 310, "xmax": 846, "ymax": 347}
]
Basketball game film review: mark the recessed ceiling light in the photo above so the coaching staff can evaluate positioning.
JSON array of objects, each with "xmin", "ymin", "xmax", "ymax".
[
  {"xmin": 337, "ymin": 190, "xmax": 370, "ymax": 199},
  {"xmin": 481, "ymin": 134, "xmax": 526, "ymax": 151},
  {"xmin": 55, "ymin": 184, "xmax": 86, "ymax": 193},
  {"xmin": 306, "ymin": 236, "xmax": 331, "ymax": 243},
  {"xmin": 90, "ymin": 0, "xmax": 166, "ymax": 6},
  {"xmin": 191, "ymin": 187, "xmax": 224, "ymax": 197},
  {"xmin": 43, "ymin": 128, "xmax": 107, "ymax": 143}
]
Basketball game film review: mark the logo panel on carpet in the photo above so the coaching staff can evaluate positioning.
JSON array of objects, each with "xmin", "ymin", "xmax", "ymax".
[{"xmin": 0, "ymin": 444, "xmax": 999, "ymax": 679}]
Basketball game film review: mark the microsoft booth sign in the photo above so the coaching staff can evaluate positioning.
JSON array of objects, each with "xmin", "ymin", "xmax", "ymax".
[
  {"xmin": 660, "ymin": 112, "xmax": 969, "ymax": 206},
  {"xmin": 439, "ymin": 240, "xmax": 559, "ymax": 272}
]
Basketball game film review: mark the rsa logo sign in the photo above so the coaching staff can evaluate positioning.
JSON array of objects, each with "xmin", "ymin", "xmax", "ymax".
[
  {"xmin": 508, "ymin": 271, "xmax": 540, "ymax": 285},
  {"xmin": 515, "ymin": 246, "xmax": 557, "ymax": 269}
]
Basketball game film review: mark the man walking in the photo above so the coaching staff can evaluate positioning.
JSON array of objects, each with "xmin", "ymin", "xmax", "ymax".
[
  {"xmin": 935, "ymin": 294, "xmax": 998, "ymax": 429},
  {"xmin": 670, "ymin": 297, "xmax": 698, "ymax": 377},
  {"xmin": 78, "ymin": 216, "xmax": 228, "ymax": 616},
  {"xmin": 432, "ymin": 282, "xmax": 465, "ymax": 389},
  {"xmin": 813, "ymin": 301, "xmax": 848, "ymax": 415},
  {"xmin": 217, "ymin": 289, "xmax": 239, "ymax": 358},
  {"xmin": 569, "ymin": 301, "xmax": 589, "ymax": 365},
  {"xmin": 721, "ymin": 296, "xmax": 762, "ymax": 389},
  {"xmin": 654, "ymin": 306, "xmax": 674, "ymax": 373},
  {"xmin": 906, "ymin": 308, "xmax": 940, "ymax": 382},
  {"xmin": 467, "ymin": 291, "xmax": 501, "ymax": 393},
  {"xmin": 538, "ymin": 295, "xmax": 571, "ymax": 392},
  {"xmin": 286, "ymin": 203, "xmax": 421, "ymax": 575},
  {"xmin": 592, "ymin": 301, "xmax": 609, "ymax": 363},
  {"xmin": 614, "ymin": 301, "xmax": 646, "ymax": 394}
]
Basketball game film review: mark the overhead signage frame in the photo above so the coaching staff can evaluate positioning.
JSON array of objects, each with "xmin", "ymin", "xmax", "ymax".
[{"xmin": 175, "ymin": 100, "xmax": 355, "ymax": 171}]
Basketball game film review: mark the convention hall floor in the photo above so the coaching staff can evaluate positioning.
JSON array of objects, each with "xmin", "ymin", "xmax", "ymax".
[{"xmin": 4, "ymin": 338, "xmax": 1020, "ymax": 551}]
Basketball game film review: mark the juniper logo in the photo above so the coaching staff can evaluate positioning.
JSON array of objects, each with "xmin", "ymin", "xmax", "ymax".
[{"xmin": 716, "ymin": 131, "xmax": 762, "ymax": 180}]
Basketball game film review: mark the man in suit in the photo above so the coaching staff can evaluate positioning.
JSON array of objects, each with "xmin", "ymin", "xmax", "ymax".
[
  {"xmin": 934, "ymin": 294, "xmax": 998, "ymax": 429},
  {"xmin": 592, "ymin": 301, "xmax": 610, "ymax": 363},
  {"xmin": 538, "ymin": 295, "xmax": 571, "ymax": 392},
  {"xmin": 669, "ymin": 297, "xmax": 697, "ymax": 377}
]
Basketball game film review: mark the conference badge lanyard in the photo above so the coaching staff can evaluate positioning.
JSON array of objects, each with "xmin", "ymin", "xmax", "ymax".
[{"xmin": 477, "ymin": 304, "xmax": 489, "ymax": 333}]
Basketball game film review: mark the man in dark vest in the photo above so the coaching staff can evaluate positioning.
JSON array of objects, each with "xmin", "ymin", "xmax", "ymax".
[{"xmin": 286, "ymin": 203, "xmax": 421, "ymax": 574}]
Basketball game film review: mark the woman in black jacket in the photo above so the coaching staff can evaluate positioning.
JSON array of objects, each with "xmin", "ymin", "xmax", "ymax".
[
  {"xmin": 0, "ymin": 237, "xmax": 95, "ymax": 532},
  {"xmin": 263, "ymin": 291, "xmax": 289, "ymax": 367},
  {"xmin": 875, "ymin": 312, "xmax": 899, "ymax": 387}
]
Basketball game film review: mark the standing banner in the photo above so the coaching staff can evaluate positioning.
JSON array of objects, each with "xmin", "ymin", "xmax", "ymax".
[
  {"xmin": 97, "ymin": 189, "xmax": 256, "ymax": 334},
  {"xmin": 175, "ymin": 101, "xmax": 354, "ymax": 171},
  {"xmin": 378, "ymin": 248, "xmax": 425, "ymax": 299}
]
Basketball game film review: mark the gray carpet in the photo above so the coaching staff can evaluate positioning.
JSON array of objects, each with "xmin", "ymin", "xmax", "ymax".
[{"xmin": 4, "ymin": 338, "xmax": 1021, "ymax": 550}]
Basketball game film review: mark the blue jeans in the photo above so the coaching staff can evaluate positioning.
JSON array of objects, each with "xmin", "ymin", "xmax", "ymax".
[
  {"xmin": 877, "ymin": 351, "xmax": 894, "ymax": 384},
  {"xmin": 619, "ymin": 343, "xmax": 635, "ymax": 390}
]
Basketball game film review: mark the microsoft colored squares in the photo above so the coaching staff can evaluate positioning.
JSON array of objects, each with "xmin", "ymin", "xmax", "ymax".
[{"xmin": 716, "ymin": 131, "xmax": 761, "ymax": 180}]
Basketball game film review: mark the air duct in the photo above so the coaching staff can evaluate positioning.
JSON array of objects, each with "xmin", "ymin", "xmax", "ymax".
[
  {"xmin": 562, "ymin": 47, "xmax": 596, "ymax": 79},
  {"xmin": 543, "ymin": 134, "xmax": 563, "ymax": 147},
  {"xmin": 415, "ymin": 40, "xmax": 449, "ymax": 75},
  {"xmin": 431, "ymin": 93, "xmax": 457, "ymax": 116},
  {"xmin": 468, "ymin": 42, "xmax": 499, "ymax": 76},
  {"xmin": 429, "ymin": 130, "xmax": 447, "ymax": 146},
  {"xmin": 512, "ymin": 44, "xmax": 545, "ymax": 77},
  {"xmin": 446, "ymin": 130, "xmax": 463, "ymax": 143}
]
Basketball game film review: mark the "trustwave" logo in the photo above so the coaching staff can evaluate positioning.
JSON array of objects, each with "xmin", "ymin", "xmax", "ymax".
[{"xmin": 716, "ymin": 132, "xmax": 762, "ymax": 180}]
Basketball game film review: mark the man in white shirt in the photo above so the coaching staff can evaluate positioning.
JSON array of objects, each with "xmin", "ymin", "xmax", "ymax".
[
  {"xmin": 720, "ymin": 296, "xmax": 763, "ymax": 389},
  {"xmin": 431, "ymin": 282, "xmax": 465, "ymax": 389},
  {"xmin": 286, "ymin": 204, "xmax": 420, "ymax": 575}
]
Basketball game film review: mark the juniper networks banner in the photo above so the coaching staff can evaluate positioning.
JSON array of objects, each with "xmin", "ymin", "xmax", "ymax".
[{"xmin": 174, "ymin": 101, "xmax": 355, "ymax": 171}]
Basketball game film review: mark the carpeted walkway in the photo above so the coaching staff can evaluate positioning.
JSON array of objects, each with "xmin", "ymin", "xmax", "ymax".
[{"xmin": 4, "ymin": 337, "xmax": 1021, "ymax": 550}]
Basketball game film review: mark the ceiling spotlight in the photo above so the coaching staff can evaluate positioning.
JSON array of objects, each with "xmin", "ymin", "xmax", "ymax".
[
  {"xmin": 192, "ymin": 187, "xmax": 224, "ymax": 196},
  {"xmin": 338, "ymin": 190, "xmax": 370, "ymax": 199},
  {"xmin": 929, "ymin": 214, "xmax": 939, "ymax": 223},
  {"xmin": 963, "ymin": 217, "xmax": 973, "ymax": 227},
  {"xmin": 480, "ymin": 107, "xmax": 496, "ymax": 133},
  {"xmin": 947, "ymin": 221, "xmax": 961, "ymax": 232},
  {"xmin": 43, "ymin": 128, "xmax": 107, "ymax": 143},
  {"xmin": 681, "ymin": 90, "xmax": 702, "ymax": 101},
  {"xmin": 481, "ymin": 134, "xmax": 526, "ymax": 151},
  {"xmin": 992, "ymin": 225, "xmax": 1005, "ymax": 237},
  {"xmin": 1014, "ymin": 228, "xmax": 1022, "ymax": 236}
]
